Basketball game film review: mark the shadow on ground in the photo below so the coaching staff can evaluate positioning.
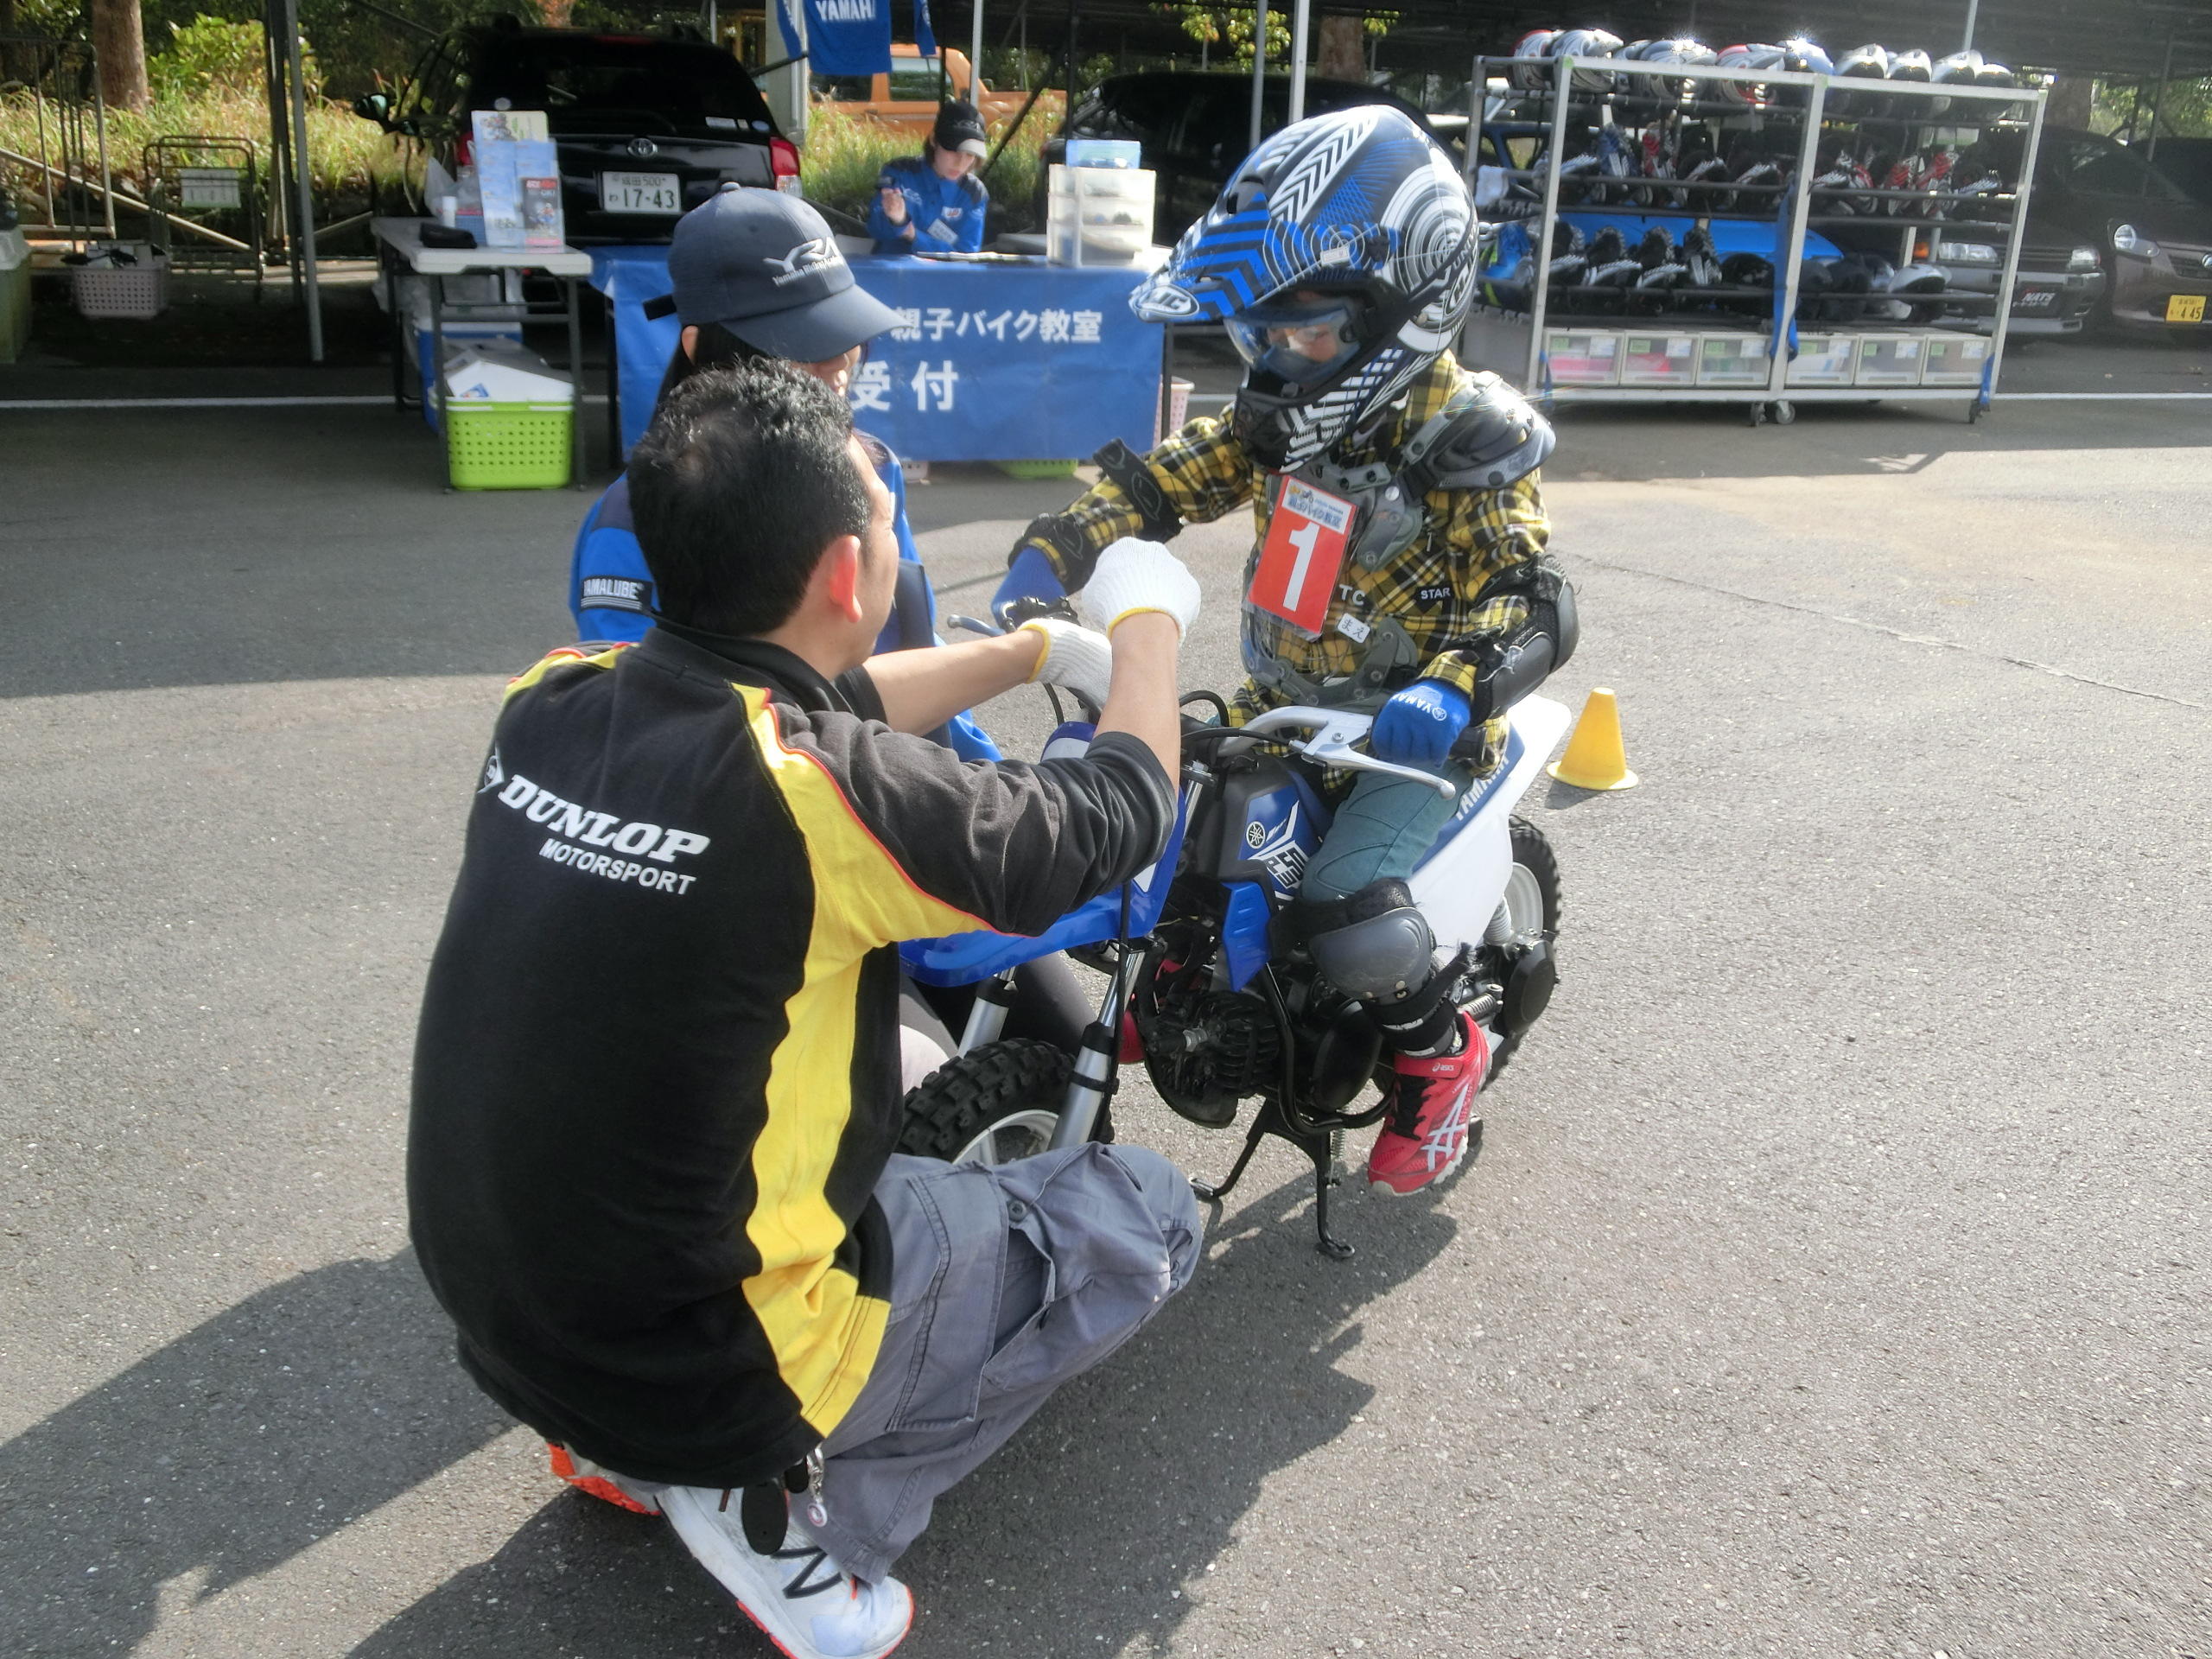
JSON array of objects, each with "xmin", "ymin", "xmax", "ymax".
[
  {"xmin": 339, "ymin": 1170, "xmax": 1459, "ymax": 1658},
  {"xmin": 0, "ymin": 1254, "xmax": 512, "ymax": 1659}
]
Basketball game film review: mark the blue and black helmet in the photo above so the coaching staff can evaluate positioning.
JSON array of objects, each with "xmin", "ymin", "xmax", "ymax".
[{"xmin": 1131, "ymin": 105, "xmax": 1476, "ymax": 471}]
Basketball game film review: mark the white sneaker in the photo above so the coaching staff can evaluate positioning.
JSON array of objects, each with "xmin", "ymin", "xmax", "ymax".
[{"xmin": 659, "ymin": 1484, "xmax": 914, "ymax": 1659}]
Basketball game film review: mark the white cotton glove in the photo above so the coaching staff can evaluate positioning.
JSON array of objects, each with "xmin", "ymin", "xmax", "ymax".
[
  {"xmin": 1017, "ymin": 617, "xmax": 1116, "ymax": 708},
  {"xmin": 1075, "ymin": 537, "xmax": 1203, "ymax": 640}
]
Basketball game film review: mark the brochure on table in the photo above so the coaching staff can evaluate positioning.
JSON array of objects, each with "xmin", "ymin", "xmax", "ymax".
[{"xmin": 473, "ymin": 111, "xmax": 564, "ymax": 251}]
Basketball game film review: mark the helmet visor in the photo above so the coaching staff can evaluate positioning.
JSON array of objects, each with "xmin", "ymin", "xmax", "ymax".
[{"xmin": 1224, "ymin": 296, "xmax": 1367, "ymax": 387}]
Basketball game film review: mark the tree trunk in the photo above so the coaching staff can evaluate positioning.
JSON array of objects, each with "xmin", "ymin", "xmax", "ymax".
[
  {"xmin": 1318, "ymin": 14, "xmax": 1365, "ymax": 82},
  {"xmin": 2046, "ymin": 74, "xmax": 2093, "ymax": 130},
  {"xmin": 91, "ymin": 0, "xmax": 149, "ymax": 112}
]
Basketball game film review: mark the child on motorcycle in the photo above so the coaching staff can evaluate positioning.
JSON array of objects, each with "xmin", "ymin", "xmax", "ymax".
[{"xmin": 995, "ymin": 105, "xmax": 1579, "ymax": 1198}]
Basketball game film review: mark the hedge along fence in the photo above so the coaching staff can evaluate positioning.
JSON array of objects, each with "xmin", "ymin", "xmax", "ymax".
[{"xmin": 0, "ymin": 17, "xmax": 414, "ymax": 245}]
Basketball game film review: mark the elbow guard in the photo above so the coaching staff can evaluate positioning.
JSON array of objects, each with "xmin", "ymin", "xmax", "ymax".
[
  {"xmin": 1462, "ymin": 569, "xmax": 1579, "ymax": 723},
  {"xmin": 1090, "ymin": 439, "xmax": 1184, "ymax": 543}
]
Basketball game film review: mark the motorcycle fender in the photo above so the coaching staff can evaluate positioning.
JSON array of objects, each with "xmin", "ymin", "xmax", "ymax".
[{"xmin": 1405, "ymin": 693, "xmax": 1572, "ymax": 950}]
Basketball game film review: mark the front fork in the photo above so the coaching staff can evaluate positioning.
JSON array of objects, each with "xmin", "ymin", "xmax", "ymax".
[{"xmin": 952, "ymin": 950, "xmax": 1136, "ymax": 1154}]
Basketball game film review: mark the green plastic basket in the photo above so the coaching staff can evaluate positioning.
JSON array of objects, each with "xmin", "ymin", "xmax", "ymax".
[
  {"xmin": 993, "ymin": 458, "xmax": 1079, "ymax": 480},
  {"xmin": 446, "ymin": 400, "xmax": 572, "ymax": 490}
]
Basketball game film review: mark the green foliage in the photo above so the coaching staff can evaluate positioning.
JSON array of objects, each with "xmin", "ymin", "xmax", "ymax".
[
  {"xmin": 149, "ymin": 15, "xmax": 291, "ymax": 99},
  {"xmin": 2093, "ymin": 77, "xmax": 2212, "ymax": 140}
]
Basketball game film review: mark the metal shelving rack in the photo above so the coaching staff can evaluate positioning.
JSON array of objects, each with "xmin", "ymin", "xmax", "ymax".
[{"xmin": 1462, "ymin": 54, "xmax": 2049, "ymax": 423}]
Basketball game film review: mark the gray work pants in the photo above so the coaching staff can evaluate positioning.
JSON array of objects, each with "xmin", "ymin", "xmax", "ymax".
[{"xmin": 810, "ymin": 1146, "xmax": 1202, "ymax": 1583}]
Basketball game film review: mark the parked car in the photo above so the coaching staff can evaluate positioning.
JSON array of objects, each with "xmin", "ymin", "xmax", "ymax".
[
  {"xmin": 2125, "ymin": 136, "xmax": 2212, "ymax": 207},
  {"xmin": 812, "ymin": 43, "xmax": 1058, "ymax": 135},
  {"xmin": 1041, "ymin": 71, "xmax": 1464, "ymax": 243},
  {"xmin": 1949, "ymin": 125, "xmax": 2212, "ymax": 332},
  {"xmin": 358, "ymin": 22, "xmax": 798, "ymax": 245}
]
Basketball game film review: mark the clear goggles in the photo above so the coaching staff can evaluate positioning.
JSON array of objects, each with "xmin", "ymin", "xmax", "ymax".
[{"xmin": 1224, "ymin": 296, "xmax": 1366, "ymax": 385}]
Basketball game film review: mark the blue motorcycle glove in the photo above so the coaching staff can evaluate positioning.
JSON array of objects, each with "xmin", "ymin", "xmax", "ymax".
[
  {"xmin": 1369, "ymin": 680, "xmax": 1472, "ymax": 769},
  {"xmin": 991, "ymin": 546, "xmax": 1067, "ymax": 621}
]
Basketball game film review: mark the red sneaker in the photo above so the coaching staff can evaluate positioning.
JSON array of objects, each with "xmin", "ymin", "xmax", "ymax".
[{"xmin": 1366, "ymin": 1013, "xmax": 1490, "ymax": 1196}]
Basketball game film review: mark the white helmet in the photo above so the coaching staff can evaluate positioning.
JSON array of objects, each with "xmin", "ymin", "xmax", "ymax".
[
  {"xmin": 1714, "ymin": 42, "xmax": 1786, "ymax": 108},
  {"xmin": 1548, "ymin": 28, "xmax": 1624, "ymax": 94},
  {"xmin": 1509, "ymin": 29, "xmax": 1560, "ymax": 92}
]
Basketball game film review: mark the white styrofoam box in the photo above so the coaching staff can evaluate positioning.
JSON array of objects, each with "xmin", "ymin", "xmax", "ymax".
[
  {"xmin": 1786, "ymin": 332, "xmax": 1855, "ymax": 386},
  {"xmin": 1695, "ymin": 331, "xmax": 1773, "ymax": 386},
  {"xmin": 1854, "ymin": 333, "xmax": 1926, "ymax": 387},
  {"xmin": 0, "ymin": 226, "xmax": 29, "ymax": 271},
  {"xmin": 1047, "ymin": 166, "xmax": 1155, "ymax": 263},
  {"xmin": 1618, "ymin": 331, "xmax": 1699, "ymax": 386},
  {"xmin": 442, "ymin": 338, "xmax": 574, "ymax": 404},
  {"xmin": 1544, "ymin": 329, "xmax": 1618, "ymax": 386},
  {"xmin": 1920, "ymin": 334, "xmax": 1992, "ymax": 385}
]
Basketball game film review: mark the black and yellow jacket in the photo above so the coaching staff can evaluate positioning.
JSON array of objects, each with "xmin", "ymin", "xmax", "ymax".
[{"xmin": 409, "ymin": 627, "xmax": 1172, "ymax": 1487}]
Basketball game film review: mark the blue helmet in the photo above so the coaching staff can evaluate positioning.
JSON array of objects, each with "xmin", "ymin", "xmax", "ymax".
[{"xmin": 1130, "ymin": 105, "xmax": 1475, "ymax": 471}]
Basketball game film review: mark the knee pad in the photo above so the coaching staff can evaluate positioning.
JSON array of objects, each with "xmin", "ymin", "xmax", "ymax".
[{"xmin": 1300, "ymin": 880, "xmax": 1437, "ymax": 1005}]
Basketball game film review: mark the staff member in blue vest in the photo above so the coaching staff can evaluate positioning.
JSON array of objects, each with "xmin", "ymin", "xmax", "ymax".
[{"xmin": 868, "ymin": 99, "xmax": 990, "ymax": 255}]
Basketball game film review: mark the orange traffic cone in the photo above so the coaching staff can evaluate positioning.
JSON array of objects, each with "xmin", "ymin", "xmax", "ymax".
[{"xmin": 1548, "ymin": 687, "xmax": 1638, "ymax": 791}]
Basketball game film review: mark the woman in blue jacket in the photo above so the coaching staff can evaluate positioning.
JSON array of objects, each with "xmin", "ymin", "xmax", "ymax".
[
  {"xmin": 867, "ymin": 99, "xmax": 990, "ymax": 255},
  {"xmin": 569, "ymin": 186, "xmax": 996, "ymax": 759}
]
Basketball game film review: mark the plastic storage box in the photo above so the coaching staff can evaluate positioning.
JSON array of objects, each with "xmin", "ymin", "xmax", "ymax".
[
  {"xmin": 1543, "ymin": 329, "xmax": 1619, "ymax": 386},
  {"xmin": 446, "ymin": 403, "xmax": 573, "ymax": 489},
  {"xmin": 1618, "ymin": 331, "xmax": 1699, "ymax": 387},
  {"xmin": 0, "ymin": 226, "xmax": 29, "ymax": 363},
  {"xmin": 1047, "ymin": 164, "xmax": 1155, "ymax": 263},
  {"xmin": 71, "ymin": 244, "xmax": 168, "ymax": 319},
  {"xmin": 1920, "ymin": 334, "xmax": 1992, "ymax": 386},
  {"xmin": 1695, "ymin": 331, "xmax": 1773, "ymax": 386},
  {"xmin": 1786, "ymin": 332, "xmax": 1856, "ymax": 387},
  {"xmin": 1853, "ymin": 334, "xmax": 1927, "ymax": 387}
]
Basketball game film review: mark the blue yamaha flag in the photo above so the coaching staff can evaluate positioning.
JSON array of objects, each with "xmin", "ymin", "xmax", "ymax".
[
  {"xmin": 912, "ymin": 0, "xmax": 936, "ymax": 59},
  {"xmin": 775, "ymin": 0, "xmax": 892, "ymax": 78}
]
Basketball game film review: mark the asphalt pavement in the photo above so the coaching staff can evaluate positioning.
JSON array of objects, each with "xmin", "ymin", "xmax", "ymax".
[{"xmin": 2, "ymin": 388, "xmax": 2208, "ymax": 1659}]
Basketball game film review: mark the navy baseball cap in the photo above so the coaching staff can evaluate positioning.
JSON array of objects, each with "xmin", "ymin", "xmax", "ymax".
[{"xmin": 645, "ymin": 186, "xmax": 899, "ymax": 362}]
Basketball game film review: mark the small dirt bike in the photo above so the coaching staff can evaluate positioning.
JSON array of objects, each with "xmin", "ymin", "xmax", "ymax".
[{"xmin": 897, "ymin": 687, "xmax": 1572, "ymax": 1256}]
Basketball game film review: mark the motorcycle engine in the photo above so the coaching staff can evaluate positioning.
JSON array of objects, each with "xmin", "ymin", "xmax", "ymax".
[{"xmin": 1141, "ymin": 971, "xmax": 1281, "ymax": 1128}]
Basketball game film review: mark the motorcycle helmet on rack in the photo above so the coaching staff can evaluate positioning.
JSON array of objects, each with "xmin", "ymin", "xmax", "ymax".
[
  {"xmin": 1886, "ymin": 47, "xmax": 1935, "ymax": 119},
  {"xmin": 1774, "ymin": 36, "xmax": 1833, "ymax": 105},
  {"xmin": 1621, "ymin": 37, "xmax": 1716, "ymax": 105},
  {"xmin": 1715, "ymin": 42, "xmax": 1788, "ymax": 108},
  {"xmin": 1510, "ymin": 29, "xmax": 1561, "ymax": 92},
  {"xmin": 1832, "ymin": 43, "xmax": 1891, "ymax": 117},
  {"xmin": 1130, "ymin": 105, "xmax": 1477, "ymax": 474},
  {"xmin": 1929, "ymin": 48, "xmax": 1983, "ymax": 117},
  {"xmin": 1547, "ymin": 28, "xmax": 1625, "ymax": 94}
]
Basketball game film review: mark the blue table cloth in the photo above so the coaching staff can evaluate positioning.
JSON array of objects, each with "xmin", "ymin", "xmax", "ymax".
[{"xmin": 588, "ymin": 248, "xmax": 1162, "ymax": 462}]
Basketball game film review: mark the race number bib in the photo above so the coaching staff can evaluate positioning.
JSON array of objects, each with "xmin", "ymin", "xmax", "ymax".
[{"xmin": 1247, "ymin": 479, "xmax": 1357, "ymax": 635}]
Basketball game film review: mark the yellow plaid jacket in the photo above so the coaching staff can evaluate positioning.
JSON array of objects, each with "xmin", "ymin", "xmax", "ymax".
[{"xmin": 1020, "ymin": 352, "xmax": 1553, "ymax": 772}]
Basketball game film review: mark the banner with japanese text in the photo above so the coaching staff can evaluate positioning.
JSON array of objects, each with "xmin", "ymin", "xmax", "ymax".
[{"xmin": 588, "ymin": 249, "xmax": 1161, "ymax": 464}]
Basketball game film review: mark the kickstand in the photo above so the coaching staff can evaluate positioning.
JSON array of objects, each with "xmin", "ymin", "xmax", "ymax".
[
  {"xmin": 1190, "ymin": 1112, "xmax": 1269, "ymax": 1205},
  {"xmin": 1192, "ymin": 1101, "xmax": 1355, "ymax": 1260}
]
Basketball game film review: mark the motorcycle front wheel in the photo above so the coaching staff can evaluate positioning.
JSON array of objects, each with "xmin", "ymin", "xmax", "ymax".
[
  {"xmin": 1484, "ymin": 816, "xmax": 1564, "ymax": 1079},
  {"xmin": 899, "ymin": 1038, "xmax": 1092, "ymax": 1166}
]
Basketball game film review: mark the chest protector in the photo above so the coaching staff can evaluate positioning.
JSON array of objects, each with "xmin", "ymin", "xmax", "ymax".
[{"xmin": 1241, "ymin": 373, "xmax": 1554, "ymax": 711}]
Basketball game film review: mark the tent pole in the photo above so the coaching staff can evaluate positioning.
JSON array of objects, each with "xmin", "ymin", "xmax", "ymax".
[
  {"xmin": 282, "ymin": 0, "xmax": 322, "ymax": 361},
  {"xmin": 970, "ymin": 0, "xmax": 983, "ymax": 99},
  {"xmin": 1961, "ymin": 0, "xmax": 1979, "ymax": 54},
  {"xmin": 1249, "ymin": 0, "xmax": 1267, "ymax": 153},
  {"xmin": 1287, "ymin": 0, "xmax": 1308, "ymax": 123}
]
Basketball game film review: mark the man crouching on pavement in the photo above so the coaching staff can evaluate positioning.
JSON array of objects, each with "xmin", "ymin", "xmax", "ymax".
[{"xmin": 408, "ymin": 359, "xmax": 1205, "ymax": 1659}]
